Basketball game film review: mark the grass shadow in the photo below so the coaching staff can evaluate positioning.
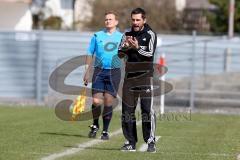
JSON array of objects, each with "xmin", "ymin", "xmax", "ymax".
[
  {"xmin": 40, "ymin": 132, "xmax": 88, "ymax": 138},
  {"xmin": 64, "ymin": 145, "xmax": 121, "ymax": 151}
]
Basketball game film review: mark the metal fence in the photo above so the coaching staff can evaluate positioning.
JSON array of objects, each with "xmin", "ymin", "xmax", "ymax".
[
  {"xmin": 0, "ymin": 30, "xmax": 240, "ymax": 108},
  {"xmin": 157, "ymin": 33, "xmax": 240, "ymax": 78},
  {"xmin": 0, "ymin": 30, "xmax": 91, "ymax": 104},
  {"xmin": 158, "ymin": 32, "xmax": 240, "ymax": 110}
]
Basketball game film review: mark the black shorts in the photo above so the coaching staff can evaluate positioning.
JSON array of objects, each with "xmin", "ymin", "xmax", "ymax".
[{"xmin": 92, "ymin": 68, "xmax": 121, "ymax": 97}]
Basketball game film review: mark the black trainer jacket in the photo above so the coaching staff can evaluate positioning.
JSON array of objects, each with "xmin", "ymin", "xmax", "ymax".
[{"xmin": 118, "ymin": 24, "xmax": 157, "ymax": 78}]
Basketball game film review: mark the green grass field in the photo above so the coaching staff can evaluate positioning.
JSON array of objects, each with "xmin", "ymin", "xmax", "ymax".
[{"xmin": 0, "ymin": 105, "xmax": 239, "ymax": 160}]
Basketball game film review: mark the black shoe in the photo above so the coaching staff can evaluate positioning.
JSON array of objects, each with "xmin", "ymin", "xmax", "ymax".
[
  {"xmin": 147, "ymin": 142, "xmax": 156, "ymax": 153},
  {"xmin": 88, "ymin": 125, "xmax": 99, "ymax": 138},
  {"xmin": 100, "ymin": 131, "xmax": 109, "ymax": 140},
  {"xmin": 121, "ymin": 142, "xmax": 136, "ymax": 152},
  {"xmin": 121, "ymin": 141, "xmax": 130, "ymax": 148}
]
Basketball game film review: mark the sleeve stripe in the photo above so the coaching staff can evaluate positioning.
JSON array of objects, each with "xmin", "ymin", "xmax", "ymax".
[
  {"xmin": 138, "ymin": 30, "xmax": 155, "ymax": 57},
  {"xmin": 139, "ymin": 49, "xmax": 153, "ymax": 57},
  {"xmin": 118, "ymin": 34, "xmax": 126, "ymax": 51}
]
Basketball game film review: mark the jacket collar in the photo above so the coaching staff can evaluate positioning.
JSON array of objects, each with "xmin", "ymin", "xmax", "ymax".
[{"xmin": 130, "ymin": 24, "xmax": 151, "ymax": 36}]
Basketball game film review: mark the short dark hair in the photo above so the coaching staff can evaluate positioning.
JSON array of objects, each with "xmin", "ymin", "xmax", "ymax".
[
  {"xmin": 105, "ymin": 11, "xmax": 119, "ymax": 20},
  {"xmin": 131, "ymin": 8, "xmax": 146, "ymax": 19}
]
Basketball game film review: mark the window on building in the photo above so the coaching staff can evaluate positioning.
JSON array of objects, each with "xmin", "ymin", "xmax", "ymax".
[{"xmin": 60, "ymin": 0, "xmax": 74, "ymax": 9}]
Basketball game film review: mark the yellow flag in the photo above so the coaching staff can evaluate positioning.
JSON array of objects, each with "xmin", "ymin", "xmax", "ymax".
[{"xmin": 70, "ymin": 87, "xmax": 86, "ymax": 121}]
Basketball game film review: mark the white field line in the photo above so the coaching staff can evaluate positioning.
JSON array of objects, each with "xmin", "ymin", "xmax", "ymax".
[
  {"xmin": 138, "ymin": 136, "xmax": 161, "ymax": 152},
  {"xmin": 237, "ymin": 154, "xmax": 240, "ymax": 160},
  {"xmin": 41, "ymin": 121, "xmax": 142, "ymax": 160}
]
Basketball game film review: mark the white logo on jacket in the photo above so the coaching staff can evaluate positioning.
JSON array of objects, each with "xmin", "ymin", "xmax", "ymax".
[
  {"xmin": 140, "ymin": 46, "xmax": 147, "ymax": 50},
  {"xmin": 146, "ymin": 89, "xmax": 151, "ymax": 93}
]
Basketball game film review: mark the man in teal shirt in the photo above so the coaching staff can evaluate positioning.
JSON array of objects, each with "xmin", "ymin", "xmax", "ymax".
[{"xmin": 84, "ymin": 11, "xmax": 123, "ymax": 140}]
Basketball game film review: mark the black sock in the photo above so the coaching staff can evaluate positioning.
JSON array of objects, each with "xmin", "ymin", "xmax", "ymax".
[
  {"xmin": 102, "ymin": 106, "xmax": 113, "ymax": 132},
  {"xmin": 92, "ymin": 104, "xmax": 101, "ymax": 128}
]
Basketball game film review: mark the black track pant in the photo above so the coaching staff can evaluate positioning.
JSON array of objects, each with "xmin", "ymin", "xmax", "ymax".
[{"xmin": 121, "ymin": 77, "xmax": 156, "ymax": 144}]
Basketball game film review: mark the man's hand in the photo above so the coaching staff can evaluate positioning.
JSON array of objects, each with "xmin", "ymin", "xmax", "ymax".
[
  {"xmin": 122, "ymin": 41, "xmax": 130, "ymax": 49},
  {"xmin": 83, "ymin": 70, "xmax": 90, "ymax": 86},
  {"xmin": 121, "ymin": 36, "xmax": 132, "ymax": 51},
  {"xmin": 128, "ymin": 37, "xmax": 139, "ymax": 50}
]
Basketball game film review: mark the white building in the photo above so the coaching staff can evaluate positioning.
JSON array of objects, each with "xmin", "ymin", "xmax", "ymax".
[
  {"xmin": 175, "ymin": 0, "xmax": 186, "ymax": 11},
  {"xmin": 0, "ymin": 0, "xmax": 32, "ymax": 31},
  {"xmin": 74, "ymin": 0, "xmax": 93, "ymax": 30},
  {"xmin": 44, "ymin": 0, "xmax": 93, "ymax": 30},
  {"xmin": 44, "ymin": 0, "xmax": 75, "ymax": 29}
]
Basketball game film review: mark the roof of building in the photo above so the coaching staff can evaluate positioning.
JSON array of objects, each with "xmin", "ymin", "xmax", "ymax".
[
  {"xmin": 186, "ymin": 0, "xmax": 217, "ymax": 10},
  {"xmin": 0, "ymin": 0, "xmax": 31, "ymax": 4}
]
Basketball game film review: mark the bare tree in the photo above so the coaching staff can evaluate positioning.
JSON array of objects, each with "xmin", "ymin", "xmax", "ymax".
[{"xmin": 81, "ymin": 0, "xmax": 183, "ymax": 32}]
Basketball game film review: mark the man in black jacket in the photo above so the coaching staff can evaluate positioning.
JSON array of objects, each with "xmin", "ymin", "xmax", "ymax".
[{"xmin": 118, "ymin": 8, "xmax": 157, "ymax": 153}]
